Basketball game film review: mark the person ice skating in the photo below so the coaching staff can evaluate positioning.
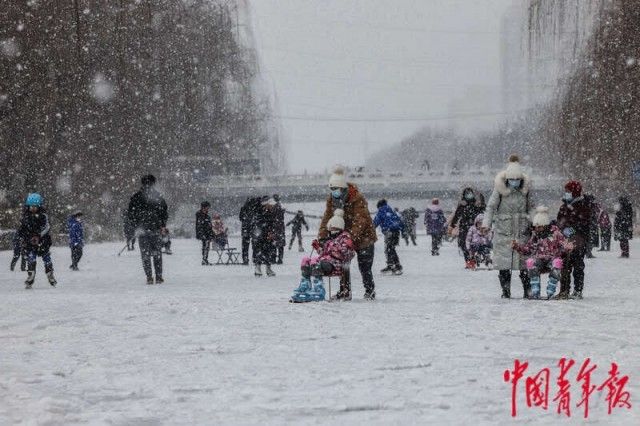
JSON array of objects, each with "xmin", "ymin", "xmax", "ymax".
[
  {"xmin": 401, "ymin": 207, "xmax": 419, "ymax": 246},
  {"xmin": 239, "ymin": 197, "xmax": 260, "ymax": 265},
  {"xmin": 291, "ymin": 210, "xmax": 355, "ymax": 302},
  {"xmin": 123, "ymin": 209, "xmax": 136, "ymax": 251},
  {"xmin": 10, "ymin": 227, "xmax": 26, "ymax": 271},
  {"xmin": 196, "ymin": 201, "xmax": 214, "ymax": 265},
  {"xmin": 287, "ymin": 210, "xmax": 309, "ymax": 251},
  {"xmin": 67, "ymin": 211, "xmax": 84, "ymax": 271},
  {"xmin": 598, "ymin": 207, "xmax": 612, "ymax": 251},
  {"xmin": 614, "ymin": 195, "xmax": 634, "ymax": 258},
  {"xmin": 425, "ymin": 198, "xmax": 447, "ymax": 256},
  {"xmin": 127, "ymin": 174, "xmax": 169, "ymax": 285},
  {"xmin": 318, "ymin": 166, "xmax": 377, "ymax": 300},
  {"xmin": 253, "ymin": 196, "xmax": 277, "ymax": 277},
  {"xmin": 211, "ymin": 214, "xmax": 228, "ymax": 249},
  {"xmin": 555, "ymin": 180, "xmax": 591, "ymax": 299},
  {"xmin": 450, "ymin": 187, "xmax": 484, "ymax": 269},
  {"xmin": 482, "ymin": 155, "xmax": 532, "ymax": 298},
  {"xmin": 19, "ymin": 193, "xmax": 57, "ymax": 288},
  {"xmin": 512, "ymin": 206, "xmax": 574, "ymax": 299},
  {"xmin": 272, "ymin": 194, "xmax": 286, "ymax": 264},
  {"xmin": 374, "ymin": 199, "xmax": 405, "ymax": 275},
  {"xmin": 465, "ymin": 214, "xmax": 493, "ymax": 269}
]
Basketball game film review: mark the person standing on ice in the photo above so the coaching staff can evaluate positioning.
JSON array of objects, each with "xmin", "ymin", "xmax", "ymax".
[
  {"xmin": 127, "ymin": 174, "xmax": 169, "ymax": 285},
  {"xmin": 450, "ymin": 187, "xmax": 483, "ymax": 269},
  {"xmin": 481, "ymin": 155, "xmax": 532, "ymax": 299},
  {"xmin": 614, "ymin": 195, "xmax": 633, "ymax": 258},
  {"xmin": 19, "ymin": 193, "xmax": 57, "ymax": 288},
  {"xmin": 555, "ymin": 180, "xmax": 590, "ymax": 299},
  {"xmin": 196, "ymin": 201, "xmax": 214, "ymax": 265},
  {"xmin": 287, "ymin": 210, "xmax": 309, "ymax": 252},
  {"xmin": 272, "ymin": 194, "xmax": 286, "ymax": 264},
  {"xmin": 512, "ymin": 206, "xmax": 574, "ymax": 299},
  {"xmin": 425, "ymin": 198, "xmax": 446, "ymax": 256},
  {"xmin": 67, "ymin": 211, "xmax": 84, "ymax": 271},
  {"xmin": 239, "ymin": 197, "xmax": 260, "ymax": 265},
  {"xmin": 374, "ymin": 199, "xmax": 405, "ymax": 275},
  {"xmin": 253, "ymin": 196, "xmax": 277, "ymax": 277},
  {"xmin": 318, "ymin": 166, "xmax": 377, "ymax": 300}
]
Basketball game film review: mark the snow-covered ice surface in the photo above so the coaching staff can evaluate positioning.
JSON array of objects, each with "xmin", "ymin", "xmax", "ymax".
[{"xmin": 1, "ymin": 237, "xmax": 638, "ymax": 425}]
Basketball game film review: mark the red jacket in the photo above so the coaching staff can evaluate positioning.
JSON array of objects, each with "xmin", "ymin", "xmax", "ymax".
[{"xmin": 514, "ymin": 225, "xmax": 571, "ymax": 261}]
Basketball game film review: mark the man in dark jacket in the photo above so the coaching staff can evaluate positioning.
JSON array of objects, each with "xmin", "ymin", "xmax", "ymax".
[
  {"xmin": 614, "ymin": 195, "xmax": 634, "ymax": 258},
  {"xmin": 196, "ymin": 201, "xmax": 214, "ymax": 265},
  {"xmin": 253, "ymin": 196, "xmax": 277, "ymax": 277},
  {"xmin": 373, "ymin": 199, "xmax": 405, "ymax": 274},
  {"xmin": 67, "ymin": 211, "xmax": 84, "ymax": 271},
  {"xmin": 239, "ymin": 197, "xmax": 260, "ymax": 265},
  {"xmin": 556, "ymin": 180, "xmax": 591, "ymax": 299},
  {"xmin": 287, "ymin": 210, "xmax": 309, "ymax": 252},
  {"xmin": 272, "ymin": 194, "xmax": 286, "ymax": 264},
  {"xmin": 127, "ymin": 174, "xmax": 168, "ymax": 284},
  {"xmin": 20, "ymin": 193, "xmax": 57, "ymax": 288},
  {"xmin": 450, "ymin": 187, "xmax": 484, "ymax": 269}
]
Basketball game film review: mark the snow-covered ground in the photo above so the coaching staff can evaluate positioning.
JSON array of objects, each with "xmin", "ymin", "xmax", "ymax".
[{"xmin": 1, "ymin": 236, "xmax": 638, "ymax": 425}]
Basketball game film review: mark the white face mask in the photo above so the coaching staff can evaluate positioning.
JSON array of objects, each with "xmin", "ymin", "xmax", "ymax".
[
  {"xmin": 614, "ymin": 203, "xmax": 621, "ymax": 212},
  {"xmin": 563, "ymin": 192, "xmax": 573, "ymax": 202},
  {"xmin": 507, "ymin": 179, "xmax": 521, "ymax": 189}
]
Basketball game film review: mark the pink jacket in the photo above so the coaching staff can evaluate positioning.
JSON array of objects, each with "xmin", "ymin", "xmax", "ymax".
[
  {"xmin": 319, "ymin": 231, "xmax": 355, "ymax": 273},
  {"xmin": 465, "ymin": 225, "xmax": 493, "ymax": 250},
  {"xmin": 513, "ymin": 225, "xmax": 571, "ymax": 260},
  {"xmin": 212, "ymin": 217, "xmax": 226, "ymax": 236}
]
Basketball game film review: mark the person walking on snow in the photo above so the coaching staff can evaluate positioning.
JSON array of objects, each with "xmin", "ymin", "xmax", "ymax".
[
  {"xmin": 425, "ymin": 198, "xmax": 447, "ymax": 256},
  {"xmin": 272, "ymin": 194, "xmax": 286, "ymax": 264},
  {"xmin": 450, "ymin": 187, "xmax": 484, "ymax": 269},
  {"xmin": 19, "ymin": 193, "xmax": 57, "ymax": 288},
  {"xmin": 67, "ymin": 211, "xmax": 84, "ymax": 271},
  {"xmin": 374, "ymin": 199, "xmax": 404, "ymax": 275},
  {"xmin": 318, "ymin": 166, "xmax": 377, "ymax": 300},
  {"xmin": 127, "ymin": 174, "xmax": 169, "ymax": 285},
  {"xmin": 287, "ymin": 210, "xmax": 309, "ymax": 252},
  {"xmin": 196, "ymin": 201, "xmax": 214, "ymax": 265},
  {"xmin": 481, "ymin": 155, "xmax": 532, "ymax": 299},
  {"xmin": 555, "ymin": 180, "xmax": 591, "ymax": 299},
  {"xmin": 614, "ymin": 195, "xmax": 633, "ymax": 258},
  {"xmin": 253, "ymin": 196, "xmax": 277, "ymax": 277},
  {"xmin": 512, "ymin": 206, "xmax": 574, "ymax": 299}
]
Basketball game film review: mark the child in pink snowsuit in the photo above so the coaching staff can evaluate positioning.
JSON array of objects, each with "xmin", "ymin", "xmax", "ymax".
[
  {"xmin": 291, "ymin": 209, "xmax": 355, "ymax": 302},
  {"xmin": 512, "ymin": 207, "xmax": 574, "ymax": 299}
]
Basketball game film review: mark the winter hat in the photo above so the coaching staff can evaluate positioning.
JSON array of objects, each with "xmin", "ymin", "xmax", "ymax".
[
  {"xmin": 377, "ymin": 199, "xmax": 387, "ymax": 209},
  {"xmin": 328, "ymin": 165, "xmax": 348, "ymax": 189},
  {"xmin": 431, "ymin": 198, "xmax": 440, "ymax": 205},
  {"xmin": 474, "ymin": 213, "xmax": 484, "ymax": 225},
  {"xmin": 141, "ymin": 174, "xmax": 156, "ymax": 187},
  {"xmin": 564, "ymin": 180, "xmax": 582, "ymax": 197},
  {"xmin": 72, "ymin": 210, "xmax": 83, "ymax": 218},
  {"xmin": 261, "ymin": 196, "xmax": 276, "ymax": 206},
  {"xmin": 201, "ymin": 201, "xmax": 211, "ymax": 208},
  {"xmin": 532, "ymin": 206, "xmax": 551, "ymax": 227},
  {"xmin": 505, "ymin": 154, "xmax": 524, "ymax": 179},
  {"xmin": 25, "ymin": 193, "xmax": 42, "ymax": 207},
  {"xmin": 327, "ymin": 209, "xmax": 345, "ymax": 231}
]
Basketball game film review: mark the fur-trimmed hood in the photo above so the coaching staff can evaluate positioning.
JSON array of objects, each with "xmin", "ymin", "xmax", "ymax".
[{"xmin": 493, "ymin": 170, "xmax": 530, "ymax": 197}]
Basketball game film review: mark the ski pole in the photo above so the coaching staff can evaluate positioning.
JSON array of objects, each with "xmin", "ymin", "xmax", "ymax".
[{"xmin": 117, "ymin": 243, "xmax": 128, "ymax": 256}]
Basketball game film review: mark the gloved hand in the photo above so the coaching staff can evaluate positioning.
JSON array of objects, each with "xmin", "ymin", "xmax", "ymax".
[
  {"xmin": 562, "ymin": 227, "xmax": 575, "ymax": 238},
  {"xmin": 311, "ymin": 239, "xmax": 321, "ymax": 251}
]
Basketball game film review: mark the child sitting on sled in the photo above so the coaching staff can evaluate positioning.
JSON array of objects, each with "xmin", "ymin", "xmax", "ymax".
[
  {"xmin": 512, "ymin": 206, "xmax": 574, "ymax": 299},
  {"xmin": 465, "ymin": 213, "xmax": 493, "ymax": 269},
  {"xmin": 290, "ymin": 209, "xmax": 355, "ymax": 303}
]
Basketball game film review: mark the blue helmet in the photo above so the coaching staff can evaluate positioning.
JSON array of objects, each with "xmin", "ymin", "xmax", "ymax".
[{"xmin": 25, "ymin": 193, "xmax": 42, "ymax": 207}]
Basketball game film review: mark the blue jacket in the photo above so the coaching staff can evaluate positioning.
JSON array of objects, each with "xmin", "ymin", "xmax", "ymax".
[
  {"xmin": 68, "ymin": 216, "xmax": 84, "ymax": 247},
  {"xmin": 373, "ymin": 205, "xmax": 404, "ymax": 232}
]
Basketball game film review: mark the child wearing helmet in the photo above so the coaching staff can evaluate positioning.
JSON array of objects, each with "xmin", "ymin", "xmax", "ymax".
[{"xmin": 19, "ymin": 193, "xmax": 57, "ymax": 288}]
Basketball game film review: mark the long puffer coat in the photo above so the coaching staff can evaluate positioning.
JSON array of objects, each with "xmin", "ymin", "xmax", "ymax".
[{"xmin": 482, "ymin": 171, "xmax": 532, "ymax": 270}]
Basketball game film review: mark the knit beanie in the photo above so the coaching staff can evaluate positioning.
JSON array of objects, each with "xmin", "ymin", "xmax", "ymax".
[
  {"xmin": 327, "ymin": 209, "xmax": 345, "ymax": 231},
  {"xmin": 532, "ymin": 206, "xmax": 551, "ymax": 227},
  {"xmin": 505, "ymin": 154, "xmax": 524, "ymax": 179},
  {"xmin": 329, "ymin": 165, "xmax": 348, "ymax": 189}
]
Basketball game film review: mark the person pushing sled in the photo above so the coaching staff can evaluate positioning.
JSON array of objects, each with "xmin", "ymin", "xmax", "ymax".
[{"xmin": 290, "ymin": 209, "xmax": 355, "ymax": 303}]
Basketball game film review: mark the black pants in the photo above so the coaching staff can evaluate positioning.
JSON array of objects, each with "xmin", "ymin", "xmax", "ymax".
[
  {"xmin": 276, "ymin": 246, "xmax": 284, "ymax": 264},
  {"xmin": 11, "ymin": 247, "xmax": 26, "ymax": 271},
  {"xmin": 560, "ymin": 248, "xmax": 586, "ymax": 293},
  {"xmin": 384, "ymin": 230, "xmax": 401, "ymax": 267},
  {"xmin": 356, "ymin": 245, "xmax": 375, "ymax": 292},
  {"xmin": 498, "ymin": 269, "xmax": 530, "ymax": 297},
  {"xmin": 241, "ymin": 228, "xmax": 251, "ymax": 264},
  {"xmin": 600, "ymin": 229, "xmax": 611, "ymax": 250},
  {"xmin": 431, "ymin": 234, "xmax": 443, "ymax": 255},
  {"xmin": 403, "ymin": 226, "xmax": 417, "ymax": 245},
  {"xmin": 252, "ymin": 238, "xmax": 274, "ymax": 266},
  {"xmin": 71, "ymin": 246, "xmax": 83, "ymax": 268},
  {"xmin": 458, "ymin": 233, "xmax": 471, "ymax": 261},
  {"xmin": 200, "ymin": 239, "xmax": 210, "ymax": 262},
  {"xmin": 289, "ymin": 229, "xmax": 303, "ymax": 249},
  {"xmin": 139, "ymin": 232, "xmax": 162, "ymax": 279},
  {"xmin": 620, "ymin": 239, "xmax": 630, "ymax": 257}
]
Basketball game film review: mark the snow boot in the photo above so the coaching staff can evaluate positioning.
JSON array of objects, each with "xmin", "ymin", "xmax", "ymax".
[
  {"xmin": 290, "ymin": 277, "xmax": 312, "ymax": 302},
  {"xmin": 546, "ymin": 277, "xmax": 558, "ymax": 299},
  {"xmin": 392, "ymin": 265, "xmax": 403, "ymax": 275},
  {"xmin": 25, "ymin": 271, "xmax": 35, "ymax": 289},
  {"xmin": 307, "ymin": 276, "xmax": 326, "ymax": 301},
  {"xmin": 571, "ymin": 290, "xmax": 583, "ymax": 300},
  {"xmin": 380, "ymin": 266, "xmax": 393, "ymax": 275},
  {"xmin": 364, "ymin": 288, "xmax": 376, "ymax": 300},
  {"xmin": 553, "ymin": 291, "xmax": 569, "ymax": 300},
  {"xmin": 146, "ymin": 276, "xmax": 154, "ymax": 285},
  {"xmin": 298, "ymin": 246, "xmax": 304, "ymax": 253},
  {"xmin": 254, "ymin": 265, "xmax": 262, "ymax": 277},
  {"xmin": 155, "ymin": 276, "xmax": 164, "ymax": 284},
  {"xmin": 529, "ymin": 276, "xmax": 541, "ymax": 299},
  {"xmin": 46, "ymin": 271, "xmax": 57, "ymax": 287},
  {"xmin": 266, "ymin": 265, "xmax": 276, "ymax": 277}
]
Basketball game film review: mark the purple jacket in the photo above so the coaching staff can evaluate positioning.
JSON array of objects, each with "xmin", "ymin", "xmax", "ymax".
[
  {"xmin": 465, "ymin": 226, "xmax": 493, "ymax": 250},
  {"xmin": 425, "ymin": 204, "xmax": 447, "ymax": 236}
]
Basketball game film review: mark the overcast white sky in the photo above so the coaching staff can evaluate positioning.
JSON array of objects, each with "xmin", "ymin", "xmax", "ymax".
[{"xmin": 248, "ymin": 0, "xmax": 516, "ymax": 174}]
